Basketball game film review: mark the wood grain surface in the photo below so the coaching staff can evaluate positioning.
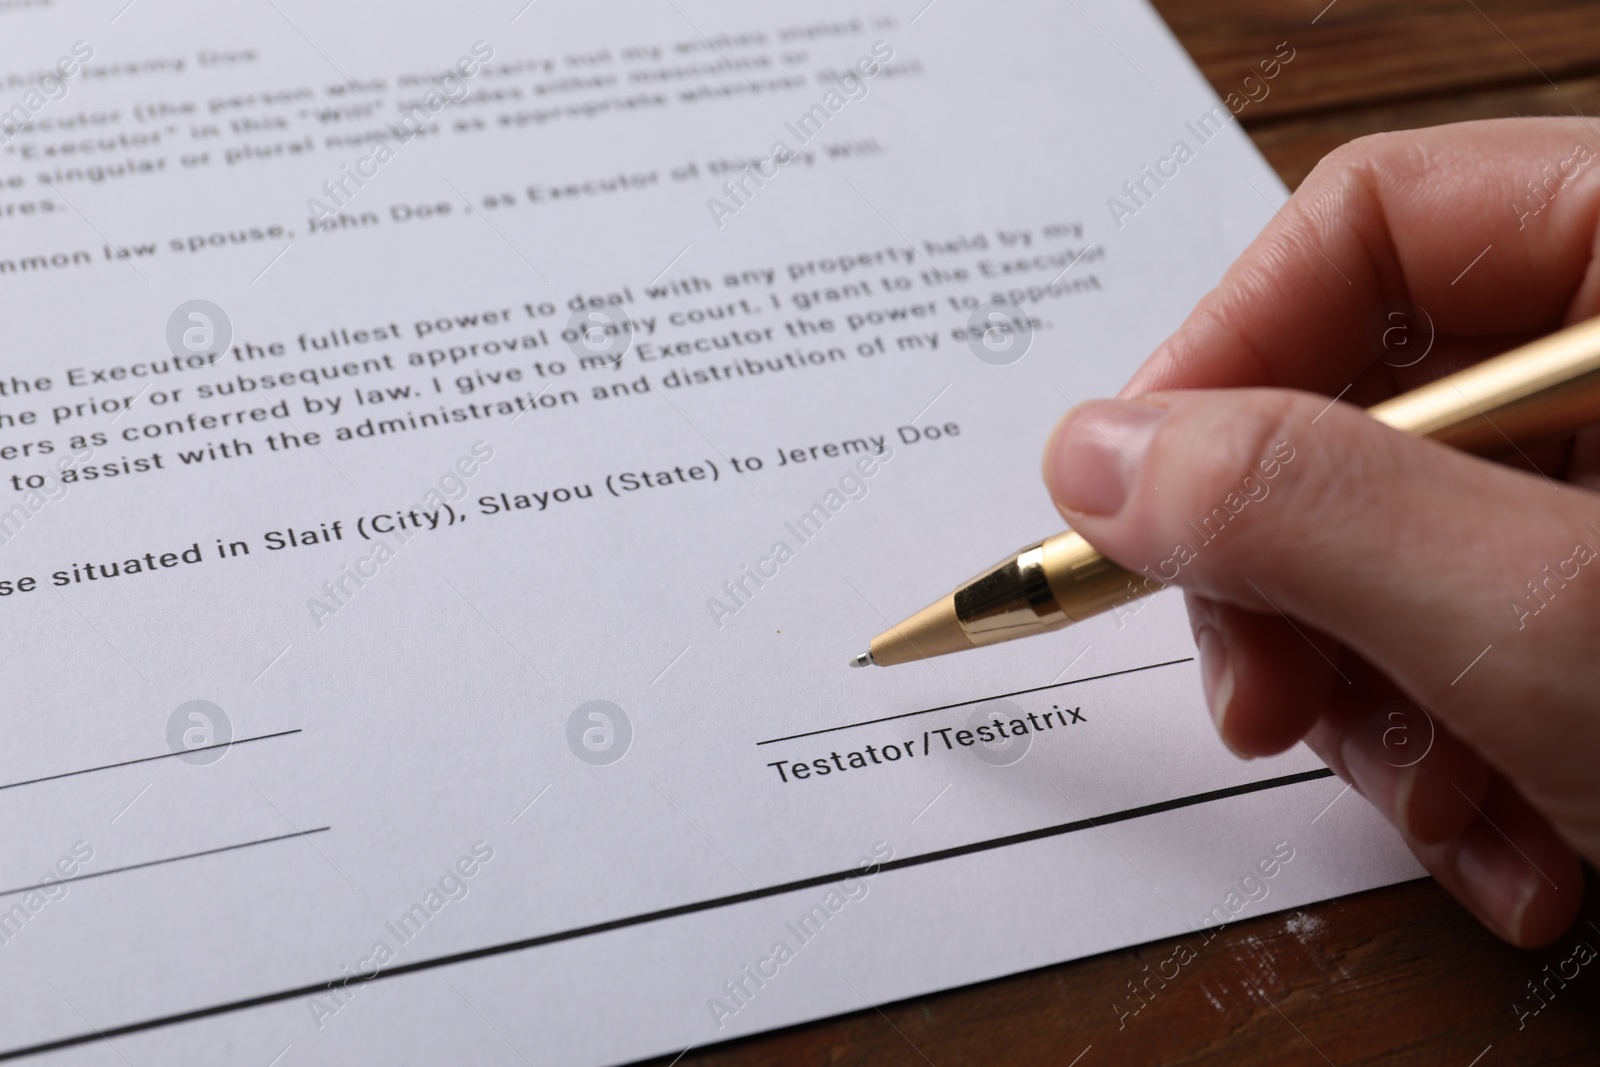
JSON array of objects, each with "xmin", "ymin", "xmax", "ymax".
[
  {"xmin": 1155, "ymin": 0, "xmax": 1600, "ymax": 122},
  {"xmin": 656, "ymin": 2, "xmax": 1600, "ymax": 1063}
]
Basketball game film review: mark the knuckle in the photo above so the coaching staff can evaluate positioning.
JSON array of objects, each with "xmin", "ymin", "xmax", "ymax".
[
  {"xmin": 1170, "ymin": 389, "xmax": 1299, "ymax": 496},
  {"xmin": 1153, "ymin": 391, "xmax": 1348, "ymax": 572},
  {"xmin": 1307, "ymin": 130, "xmax": 1414, "ymax": 189}
]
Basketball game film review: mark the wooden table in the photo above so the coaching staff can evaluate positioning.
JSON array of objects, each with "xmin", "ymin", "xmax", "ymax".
[{"xmin": 663, "ymin": 2, "xmax": 1600, "ymax": 1062}]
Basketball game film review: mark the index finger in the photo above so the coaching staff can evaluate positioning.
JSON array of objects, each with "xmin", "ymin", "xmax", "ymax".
[{"xmin": 1122, "ymin": 117, "xmax": 1600, "ymax": 397}]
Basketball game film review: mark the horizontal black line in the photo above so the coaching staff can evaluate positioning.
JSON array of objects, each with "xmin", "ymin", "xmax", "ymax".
[
  {"xmin": 0, "ymin": 766, "xmax": 1332, "ymax": 1063},
  {"xmin": 0, "ymin": 828, "xmax": 331, "ymax": 901},
  {"xmin": 755, "ymin": 657, "xmax": 1196, "ymax": 745},
  {"xmin": 0, "ymin": 730, "xmax": 303, "ymax": 793}
]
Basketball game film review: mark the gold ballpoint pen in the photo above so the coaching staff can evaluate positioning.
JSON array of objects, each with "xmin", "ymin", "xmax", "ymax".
[{"xmin": 852, "ymin": 315, "xmax": 1600, "ymax": 668}]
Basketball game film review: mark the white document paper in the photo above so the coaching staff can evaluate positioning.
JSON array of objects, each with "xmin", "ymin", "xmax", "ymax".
[{"xmin": 0, "ymin": 2, "xmax": 1421, "ymax": 1062}]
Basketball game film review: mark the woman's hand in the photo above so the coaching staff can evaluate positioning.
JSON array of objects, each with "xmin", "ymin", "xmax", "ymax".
[{"xmin": 1042, "ymin": 117, "xmax": 1600, "ymax": 946}]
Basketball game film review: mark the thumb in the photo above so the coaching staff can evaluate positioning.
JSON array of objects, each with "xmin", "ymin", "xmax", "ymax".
[{"xmin": 1041, "ymin": 390, "xmax": 1600, "ymax": 861}]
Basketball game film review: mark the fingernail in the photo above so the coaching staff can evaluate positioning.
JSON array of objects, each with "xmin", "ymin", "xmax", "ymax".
[
  {"xmin": 1456, "ymin": 826, "xmax": 1541, "ymax": 943},
  {"xmin": 1340, "ymin": 729, "xmax": 1401, "ymax": 827},
  {"xmin": 1043, "ymin": 399, "xmax": 1166, "ymax": 516},
  {"xmin": 1195, "ymin": 625, "xmax": 1238, "ymax": 748},
  {"xmin": 1341, "ymin": 706, "xmax": 1430, "ymax": 837}
]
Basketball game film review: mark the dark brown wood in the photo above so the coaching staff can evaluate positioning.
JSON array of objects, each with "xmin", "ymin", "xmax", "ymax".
[
  {"xmin": 661, "ymin": 3, "xmax": 1600, "ymax": 1063},
  {"xmin": 1150, "ymin": 0, "xmax": 1600, "ymax": 122},
  {"xmin": 660, "ymin": 879, "xmax": 1600, "ymax": 1066},
  {"xmin": 1251, "ymin": 74, "xmax": 1600, "ymax": 188}
]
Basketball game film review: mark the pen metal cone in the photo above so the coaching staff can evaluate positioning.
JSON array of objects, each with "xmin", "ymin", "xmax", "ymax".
[{"xmin": 867, "ymin": 593, "xmax": 973, "ymax": 667}]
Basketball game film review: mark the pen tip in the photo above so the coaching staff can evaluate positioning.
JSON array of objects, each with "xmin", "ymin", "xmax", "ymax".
[{"xmin": 849, "ymin": 650, "xmax": 875, "ymax": 668}]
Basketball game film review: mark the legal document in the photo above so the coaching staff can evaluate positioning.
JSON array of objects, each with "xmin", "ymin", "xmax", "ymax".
[{"xmin": 0, "ymin": 1, "xmax": 1421, "ymax": 1062}]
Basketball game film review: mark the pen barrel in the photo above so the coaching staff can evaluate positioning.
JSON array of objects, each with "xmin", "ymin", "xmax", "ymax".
[
  {"xmin": 888, "ymin": 316, "xmax": 1600, "ymax": 664},
  {"xmin": 1040, "ymin": 316, "xmax": 1600, "ymax": 630},
  {"xmin": 950, "ymin": 532, "xmax": 1149, "ymax": 648},
  {"xmin": 1367, "ymin": 315, "xmax": 1600, "ymax": 451},
  {"xmin": 1039, "ymin": 530, "xmax": 1150, "ymax": 622}
]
